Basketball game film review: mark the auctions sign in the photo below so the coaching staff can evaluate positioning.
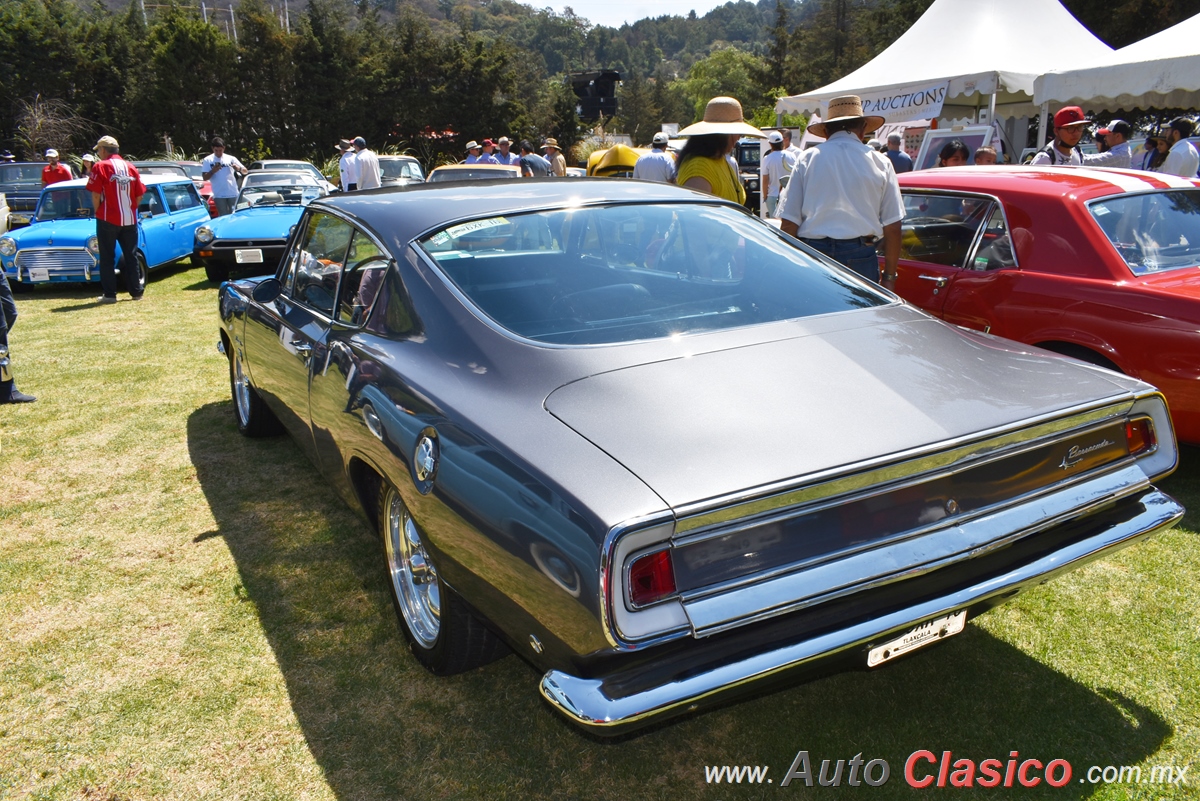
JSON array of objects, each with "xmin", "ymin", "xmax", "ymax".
[{"xmin": 850, "ymin": 81, "xmax": 949, "ymax": 123}]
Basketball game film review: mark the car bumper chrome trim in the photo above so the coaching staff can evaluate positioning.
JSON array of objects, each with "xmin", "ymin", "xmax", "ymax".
[
  {"xmin": 680, "ymin": 461, "xmax": 1148, "ymax": 636},
  {"xmin": 541, "ymin": 487, "xmax": 1182, "ymax": 732}
]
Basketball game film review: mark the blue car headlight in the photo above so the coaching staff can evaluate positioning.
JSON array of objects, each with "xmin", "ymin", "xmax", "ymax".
[
  {"xmin": 0, "ymin": 237, "xmax": 15, "ymax": 257},
  {"xmin": 196, "ymin": 226, "xmax": 215, "ymax": 245},
  {"xmin": 86, "ymin": 235, "xmax": 99, "ymax": 255}
]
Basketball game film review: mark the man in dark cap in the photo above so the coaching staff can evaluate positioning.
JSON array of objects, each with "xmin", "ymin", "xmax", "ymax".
[
  {"xmin": 201, "ymin": 137, "xmax": 248, "ymax": 216},
  {"xmin": 1084, "ymin": 120, "xmax": 1134, "ymax": 169},
  {"xmin": 352, "ymin": 136, "xmax": 381, "ymax": 190},
  {"xmin": 1159, "ymin": 117, "xmax": 1199, "ymax": 178}
]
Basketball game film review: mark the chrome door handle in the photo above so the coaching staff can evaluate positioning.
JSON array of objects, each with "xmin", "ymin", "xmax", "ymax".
[
  {"xmin": 917, "ymin": 274, "xmax": 947, "ymax": 283},
  {"xmin": 291, "ymin": 340, "xmax": 313, "ymax": 356}
]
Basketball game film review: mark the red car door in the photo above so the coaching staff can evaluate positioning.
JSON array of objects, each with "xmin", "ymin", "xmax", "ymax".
[{"xmin": 889, "ymin": 193, "xmax": 993, "ymax": 317}]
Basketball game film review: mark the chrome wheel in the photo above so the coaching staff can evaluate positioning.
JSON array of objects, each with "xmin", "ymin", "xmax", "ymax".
[
  {"xmin": 384, "ymin": 489, "xmax": 440, "ymax": 648},
  {"xmin": 232, "ymin": 351, "xmax": 252, "ymax": 425}
]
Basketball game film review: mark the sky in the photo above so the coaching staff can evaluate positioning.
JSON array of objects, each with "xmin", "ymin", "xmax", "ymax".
[{"xmin": 525, "ymin": 0, "xmax": 731, "ymax": 29}]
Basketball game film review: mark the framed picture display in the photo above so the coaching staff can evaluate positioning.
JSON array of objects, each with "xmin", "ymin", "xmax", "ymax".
[{"xmin": 913, "ymin": 126, "xmax": 994, "ymax": 170}]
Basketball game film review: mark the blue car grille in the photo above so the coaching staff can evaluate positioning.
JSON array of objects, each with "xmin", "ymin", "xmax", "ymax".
[{"xmin": 15, "ymin": 248, "xmax": 96, "ymax": 277}]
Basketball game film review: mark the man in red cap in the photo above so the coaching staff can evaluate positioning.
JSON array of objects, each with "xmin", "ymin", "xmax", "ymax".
[{"xmin": 1030, "ymin": 106, "xmax": 1089, "ymax": 166}]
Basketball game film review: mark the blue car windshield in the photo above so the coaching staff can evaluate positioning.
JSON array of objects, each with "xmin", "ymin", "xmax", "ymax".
[
  {"xmin": 1090, "ymin": 189, "xmax": 1200, "ymax": 276},
  {"xmin": 418, "ymin": 203, "xmax": 889, "ymax": 345},
  {"xmin": 36, "ymin": 188, "xmax": 94, "ymax": 221},
  {"xmin": 236, "ymin": 184, "xmax": 323, "ymax": 211}
]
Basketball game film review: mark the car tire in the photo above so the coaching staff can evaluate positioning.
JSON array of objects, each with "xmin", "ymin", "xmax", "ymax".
[
  {"xmin": 379, "ymin": 481, "xmax": 508, "ymax": 675},
  {"xmin": 228, "ymin": 346, "xmax": 283, "ymax": 437},
  {"xmin": 205, "ymin": 264, "xmax": 230, "ymax": 283},
  {"xmin": 116, "ymin": 250, "xmax": 149, "ymax": 293}
]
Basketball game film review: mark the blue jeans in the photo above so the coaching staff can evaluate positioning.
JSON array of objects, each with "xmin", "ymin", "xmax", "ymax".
[
  {"xmin": 801, "ymin": 237, "xmax": 880, "ymax": 283},
  {"xmin": 213, "ymin": 196, "xmax": 236, "ymax": 216}
]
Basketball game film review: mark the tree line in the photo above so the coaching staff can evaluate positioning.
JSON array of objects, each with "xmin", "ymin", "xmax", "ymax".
[{"xmin": 0, "ymin": 0, "xmax": 1192, "ymax": 166}]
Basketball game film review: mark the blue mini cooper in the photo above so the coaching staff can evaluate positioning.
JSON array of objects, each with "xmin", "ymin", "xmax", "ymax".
[{"xmin": 0, "ymin": 175, "xmax": 210, "ymax": 288}]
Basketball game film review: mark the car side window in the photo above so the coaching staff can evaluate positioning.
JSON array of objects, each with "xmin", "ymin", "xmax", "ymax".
[
  {"xmin": 291, "ymin": 212, "xmax": 353, "ymax": 316},
  {"xmin": 162, "ymin": 183, "xmax": 201, "ymax": 212},
  {"xmin": 336, "ymin": 231, "xmax": 389, "ymax": 326},
  {"xmin": 967, "ymin": 204, "xmax": 1018, "ymax": 271},
  {"xmin": 893, "ymin": 193, "xmax": 993, "ymax": 268},
  {"xmin": 138, "ymin": 189, "xmax": 164, "ymax": 217}
]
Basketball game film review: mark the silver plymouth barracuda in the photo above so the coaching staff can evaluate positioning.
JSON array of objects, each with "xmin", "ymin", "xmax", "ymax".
[{"xmin": 217, "ymin": 180, "xmax": 1183, "ymax": 733}]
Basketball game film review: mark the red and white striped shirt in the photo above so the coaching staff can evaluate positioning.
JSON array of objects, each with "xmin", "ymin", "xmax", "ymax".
[{"xmin": 86, "ymin": 155, "xmax": 145, "ymax": 226}]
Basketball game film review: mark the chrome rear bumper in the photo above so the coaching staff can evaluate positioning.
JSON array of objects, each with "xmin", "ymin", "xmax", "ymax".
[{"xmin": 540, "ymin": 488, "xmax": 1182, "ymax": 733}]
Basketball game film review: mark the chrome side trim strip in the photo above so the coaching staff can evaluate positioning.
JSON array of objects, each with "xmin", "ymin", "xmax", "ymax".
[
  {"xmin": 540, "ymin": 489, "xmax": 1182, "ymax": 731},
  {"xmin": 674, "ymin": 398, "xmax": 1136, "ymax": 534},
  {"xmin": 680, "ymin": 463, "xmax": 1147, "ymax": 635}
]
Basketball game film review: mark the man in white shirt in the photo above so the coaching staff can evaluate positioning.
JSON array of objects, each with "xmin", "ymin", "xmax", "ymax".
[
  {"xmin": 353, "ymin": 136, "xmax": 381, "ymax": 190},
  {"xmin": 759, "ymin": 131, "xmax": 790, "ymax": 218},
  {"xmin": 337, "ymin": 139, "xmax": 359, "ymax": 191},
  {"xmin": 632, "ymin": 132, "xmax": 677, "ymax": 183},
  {"xmin": 1158, "ymin": 117, "xmax": 1199, "ymax": 178},
  {"xmin": 1029, "ymin": 106, "xmax": 1088, "ymax": 166},
  {"xmin": 779, "ymin": 95, "xmax": 902, "ymax": 286},
  {"xmin": 1083, "ymin": 119, "xmax": 1134, "ymax": 169},
  {"xmin": 783, "ymin": 128, "xmax": 802, "ymax": 161},
  {"xmin": 201, "ymin": 137, "xmax": 249, "ymax": 216}
]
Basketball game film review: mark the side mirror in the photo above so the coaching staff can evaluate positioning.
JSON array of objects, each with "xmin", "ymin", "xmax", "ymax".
[{"xmin": 252, "ymin": 277, "xmax": 282, "ymax": 303}]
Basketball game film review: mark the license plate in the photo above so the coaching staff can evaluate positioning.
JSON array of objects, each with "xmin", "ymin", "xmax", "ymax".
[
  {"xmin": 28, "ymin": 268, "xmax": 49, "ymax": 282},
  {"xmin": 235, "ymin": 248, "xmax": 263, "ymax": 264},
  {"xmin": 868, "ymin": 611, "xmax": 967, "ymax": 667}
]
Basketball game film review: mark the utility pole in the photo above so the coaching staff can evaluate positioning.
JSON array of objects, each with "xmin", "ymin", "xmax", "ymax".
[{"xmin": 229, "ymin": 4, "xmax": 237, "ymax": 43}]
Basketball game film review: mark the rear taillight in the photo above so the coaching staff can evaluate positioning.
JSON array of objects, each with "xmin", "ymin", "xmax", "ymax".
[
  {"xmin": 628, "ymin": 549, "xmax": 676, "ymax": 608},
  {"xmin": 1126, "ymin": 416, "xmax": 1157, "ymax": 457}
]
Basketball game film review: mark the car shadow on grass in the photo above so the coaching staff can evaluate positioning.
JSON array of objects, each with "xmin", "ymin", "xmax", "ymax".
[
  {"xmin": 35, "ymin": 260, "xmax": 202, "ymax": 312},
  {"xmin": 187, "ymin": 399, "xmax": 1172, "ymax": 801}
]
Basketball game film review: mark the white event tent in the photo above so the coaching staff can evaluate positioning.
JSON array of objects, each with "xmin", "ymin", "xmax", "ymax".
[
  {"xmin": 1034, "ymin": 12, "xmax": 1200, "ymax": 112},
  {"xmin": 775, "ymin": 0, "xmax": 1114, "ymax": 149}
]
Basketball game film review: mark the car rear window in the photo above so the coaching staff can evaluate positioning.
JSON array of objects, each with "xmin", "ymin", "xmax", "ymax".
[
  {"xmin": 417, "ymin": 203, "xmax": 888, "ymax": 345},
  {"xmin": 1090, "ymin": 189, "xmax": 1200, "ymax": 276}
]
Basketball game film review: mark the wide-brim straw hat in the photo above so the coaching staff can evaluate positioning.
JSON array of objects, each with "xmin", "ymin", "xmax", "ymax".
[
  {"xmin": 541, "ymin": 138, "xmax": 560, "ymax": 150},
  {"xmin": 678, "ymin": 97, "xmax": 765, "ymax": 139},
  {"xmin": 807, "ymin": 95, "xmax": 885, "ymax": 139}
]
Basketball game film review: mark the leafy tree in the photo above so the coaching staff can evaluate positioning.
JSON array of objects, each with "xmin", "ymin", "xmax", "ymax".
[
  {"xmin": 230, "ymin": 0, "xmax": 300, "ymax": 154},
  {"xmin": 616, "ymin": 71, "xmax": 661, "ymax": 145},
  {"xmin": 124, "ymin": 4, "xmax": 237, "ymax": 154},
  {"xmin": 680, "ymin": 46, "xmax": 768, "ymax": 118}
]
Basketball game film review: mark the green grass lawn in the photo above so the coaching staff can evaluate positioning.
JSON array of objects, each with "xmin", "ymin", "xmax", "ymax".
[{"xmin": 1, "ymin": 262, "xmax": 1197, "ymax": 800}]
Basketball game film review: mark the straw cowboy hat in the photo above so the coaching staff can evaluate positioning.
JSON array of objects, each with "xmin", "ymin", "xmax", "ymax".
[
  {"xmin": 807, "ymin": 95, "xmax": 885, "ymax": 139},
  {"xmin": 678, "ymin": 97, "xmax": 765, "ymax": 138}
]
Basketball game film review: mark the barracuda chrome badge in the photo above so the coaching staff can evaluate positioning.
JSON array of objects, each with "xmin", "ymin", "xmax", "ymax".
[
  {"xmin": 1060, "ymin": 438, "xmax": 1115, "ymax": 470},
  {"xmin": 412, "ymin": 432, "xmax": 439, "ymax": 493}
]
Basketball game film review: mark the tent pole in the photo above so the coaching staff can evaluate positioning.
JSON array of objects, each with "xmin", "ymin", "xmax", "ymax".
[
  {"xmin": 1037, "ymin": 102, "xmax": 1049, "ymax": 147},
  {"xmin": 988, "ymin": 93, "xmax": 996, "ymax": 124}
]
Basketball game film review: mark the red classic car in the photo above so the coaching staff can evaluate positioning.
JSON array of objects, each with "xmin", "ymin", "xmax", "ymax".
[{"xmin": 887, "ymin": 166, "xmax": 1200, "ymax": 444}]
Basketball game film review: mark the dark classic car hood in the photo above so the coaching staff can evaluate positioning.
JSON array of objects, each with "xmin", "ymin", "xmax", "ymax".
[{"xmin": 544, "ymin": 317, "xmax": 1144, "ymax": 510}]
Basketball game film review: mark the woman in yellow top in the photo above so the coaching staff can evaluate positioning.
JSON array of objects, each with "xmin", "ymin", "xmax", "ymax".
[{"xmin": 675, "ymin": 96, "xmax": 765, "ymax": 203}]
